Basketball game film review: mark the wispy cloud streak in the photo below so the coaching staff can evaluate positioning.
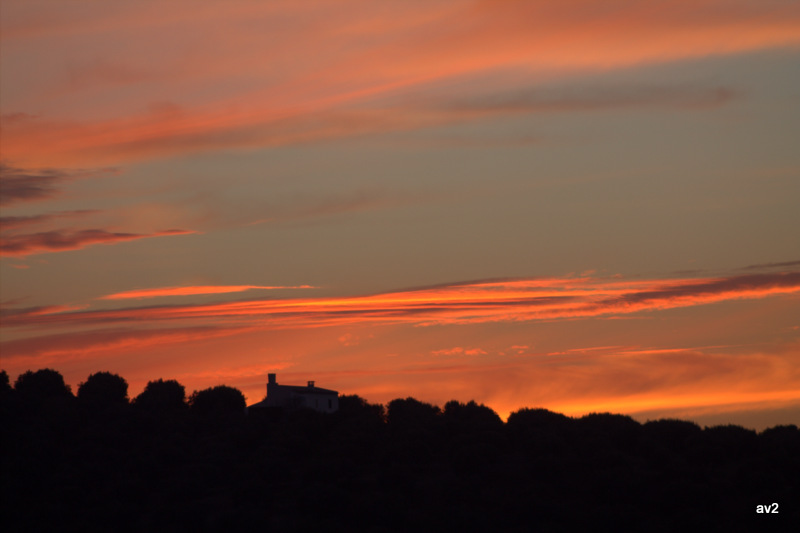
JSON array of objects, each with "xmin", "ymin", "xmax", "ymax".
[
  {"xmin": 100, "ymin": 284, "xmax": 316, "ymax": 300},
  {"xmin": 435, "ymin": 85, "xmax": 736, "ymax": 114},
  {"xmin": 3, "ymin": 1, "xmax": 799, "ymax": 166},
  {"xmin": 4, "ymin": 270, "xmax": 798, "ymax": 329},
  {"xmin": 0, "ymin": 228, "xmax": 193, "ymax": 256},
  {"xmin": 0, "ymin": 163, "xmax": 118, "ymax": 205},
  {"xmin": 0, "ymin": 210, "xmax": 99, "ymax": 230}
]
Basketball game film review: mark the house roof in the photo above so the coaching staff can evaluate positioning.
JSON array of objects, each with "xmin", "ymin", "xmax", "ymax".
[
  {"xmin": 277, "ymin": 384, "xmax": 338, "ymax": 395},
  {"xmin": 247, "ymin": 399, "xmax": 270, "ymax": 409}
]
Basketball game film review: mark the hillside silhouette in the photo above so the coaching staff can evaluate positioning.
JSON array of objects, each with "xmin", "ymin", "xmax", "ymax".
[{"xmin": 1, "ymin": 368, "xmax": 797, "ymax": 532}]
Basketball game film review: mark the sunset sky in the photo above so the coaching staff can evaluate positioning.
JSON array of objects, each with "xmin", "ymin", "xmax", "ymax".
[{"xmin": 2, "ymin": 0, "xmax": 799, "ymax": 428}]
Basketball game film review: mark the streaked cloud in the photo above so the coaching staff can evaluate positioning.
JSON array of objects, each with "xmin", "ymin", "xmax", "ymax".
[
  {"xmin": 0, "ymin": 163, "xmax": 118, "ymax": 205},
  {"xmin": 99, "ymin": 284, "xmax": 316, "ymax": 300},
  {"xmin": 0, "ymin": 303, "xmax": 87, "ymax": 319},
  {"xmin": 4, "ymin": 269, "xmax": 798, "ymax": 329},
  {"xmin": 3, "ymin": 1, "xmax": 798, "ymax": 166},
  {"xmin": 0, "ymin": 228, "xmax": 194, "ymax": 256},
  {"xmin": 0, "ymin": 210, "xmax": 99, "ymax": 229},
  {"xmin": 743, "ymin": 260, "xmax": 800, "ymax": 270},
  {"xmin": 430, "ymin": 84, "xmax": 736, "ymax": 115}
]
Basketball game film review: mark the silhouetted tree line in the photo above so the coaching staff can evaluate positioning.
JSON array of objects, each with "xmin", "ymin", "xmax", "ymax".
[{"xmin": 1, "ymin": 368, "xmax": 797, "ymax": 532}]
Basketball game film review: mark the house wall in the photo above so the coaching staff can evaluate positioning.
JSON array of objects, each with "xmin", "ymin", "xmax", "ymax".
[
  {"xmin": 265, "ymin": 381, "xmax": 339, "ymax": 413},
  {"xmin": 289, "ymin": 390, "xmax": 339, "ymax": 413},
  {"xmin": 265, "ymin": 382, "xmax": 291, "ymax": 407}
]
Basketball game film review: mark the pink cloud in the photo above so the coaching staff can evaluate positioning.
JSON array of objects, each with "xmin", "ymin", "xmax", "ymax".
[{"xmin": 3, "ymin": 1, "xmax": 799, "ymax": 167}]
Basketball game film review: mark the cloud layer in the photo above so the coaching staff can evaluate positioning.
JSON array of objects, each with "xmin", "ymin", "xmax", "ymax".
[
  {"xmin": 3, "ymin": 0, "xmax": 798, "ymax": 166},
  {"xmin": 4, "ymin": 269, "xmax": 798, "ymax": 329}
]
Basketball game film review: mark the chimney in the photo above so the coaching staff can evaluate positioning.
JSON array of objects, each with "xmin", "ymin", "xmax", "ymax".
[
  {"xmin": 268, "ymin": 373, "xmax": 276, "ymax": 384},
  {"xmin": 307, "ymin": 380, "xmax": 315, "ymax": 388}
]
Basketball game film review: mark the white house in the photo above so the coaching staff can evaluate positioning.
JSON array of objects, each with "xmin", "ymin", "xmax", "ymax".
[{"xmin": 249, "ymin": 373, "xmax": 339, "ymax": 413}]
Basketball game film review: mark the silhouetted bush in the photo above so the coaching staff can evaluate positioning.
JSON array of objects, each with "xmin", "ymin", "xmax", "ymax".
[
  {"xmin": 134, "ymin": 378, "xmax": 187, "ymax": 412},
  {"xmin": 77, "ymin": 371, "xmax": 129, "ymax": 409},
  {"xmin": 188, "ymin": 385, "xmax": 246, "ymax": 414}
]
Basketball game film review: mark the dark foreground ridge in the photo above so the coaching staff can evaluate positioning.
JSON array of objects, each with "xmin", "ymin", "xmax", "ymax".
[{"xmin": 1, "ymin": 369, "xmax": 797, "ymax": 532}]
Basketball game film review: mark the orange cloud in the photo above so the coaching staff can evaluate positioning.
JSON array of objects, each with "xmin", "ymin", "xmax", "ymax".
[
  {"xmin": 99, "ymin": 284, "xmax": 316, "ymax": 300},
  {"xmin": 3, "ymin": 1, "xmax": 799, "ymax": 167},
  {"xmin": 3, "ymin": 270, "xmax": 798, "ymax": 329}
]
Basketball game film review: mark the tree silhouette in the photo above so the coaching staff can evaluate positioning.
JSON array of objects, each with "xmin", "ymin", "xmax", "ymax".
[
  {"xmin": 0, "ymin": 370, "xmax": 10, "ymax": 396},
  {"xmin": 443, "ymin": 400, "xmax": 503, "ymax": 431},
  {"xmin": 133, "ymin": 378, "xmax": 187, "ymax": 412},
  {"xmin": 507, "ymin": 407, "xmax": 573, "ymax": 428},
  {"xmin": 77, "ymin": 371, "xmax": 129, "ymax": 408},
  {"xmin": 387, "ymin": 397, "xmax": 441, "ymax": 429},
  {"xmin": 338, "ymin": 394, "xmax": 386, "ymax": 423},
  {"xmin": 759, "ymin": 424, "xmax": 800, "ymax": 454},
  {"xmin": 0, "ymin": 370, "xmax": 12, "ymax": 414},
  {"xmin": 506, "ymin": 407, "xmax": 576, "ymax": 454},
  {"xmin": 188, "ymin": 385, "xmax": 246, "ymax": 414},
  {"xmin": 579, "ymin": 412, "xmax": 642, "ymax": 442},
  {"xmin": 643, "ymin": 418, "xmax": 701, "ymax": 451},
  {"xmin": 3, "ymin": 370, "xmax": 800, "ymax": 531},
  {"xmin": 14, "ymin": 368, "xmax": 72, "ymax": 400}
]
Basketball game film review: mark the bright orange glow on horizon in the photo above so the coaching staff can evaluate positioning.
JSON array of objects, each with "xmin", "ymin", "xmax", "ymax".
[{"xmin": 2, "ymin": 268, "xmax": 799, "ymax": 431}]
